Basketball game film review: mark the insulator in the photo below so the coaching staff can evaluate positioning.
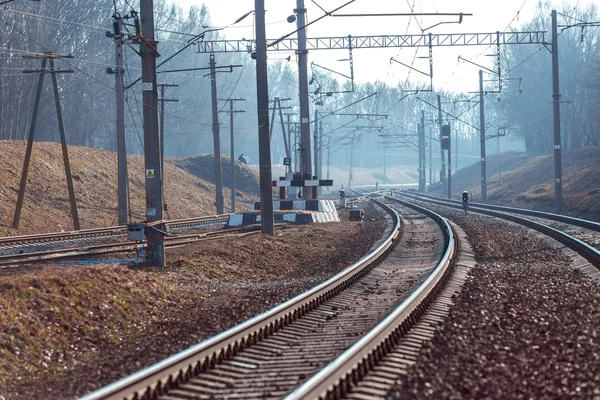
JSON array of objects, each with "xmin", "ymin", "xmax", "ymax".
[{"xmin": 113, "ymin": 20, "xmax": 121, "ymax": 37}]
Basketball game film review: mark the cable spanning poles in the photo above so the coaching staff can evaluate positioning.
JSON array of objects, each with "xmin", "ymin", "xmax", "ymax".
[
  {"xmin": 219, "ymin": 98, "xmax": 245, "ymax": 213},
  {"xmin": 13, "ymin": 52, "xmax": 80, "ymax": 231}
]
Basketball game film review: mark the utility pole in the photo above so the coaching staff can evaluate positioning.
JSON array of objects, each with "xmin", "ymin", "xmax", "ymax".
[
  {"xmin": 209, "ymin": 53, "xmax": 225, "ymax": 214},
  {"xmin": 348, "ymin": 132, "xmax": 356, "ymax": 189},
  {"xmin": 429, "ymin": 125, "xmax": 433, "ymax": 186},
  {"xmin": 157, "ymin": 82, "xmax": 179, "ymax": 174},
  {"xmin": 13, "ymin": 58, "xmax": 47, "ymax": 230},
  {"xmin": 551, "ymin": 9, "xmax": 562, "ymax": 212},
  {"xmin": 219, "ymin": 98, "xmax": 245, "ymax": 213},
  {"xmin": 319, "ymin": 120, "xmax": 323, "ymax": 195},
  {"xmin": 255, "ymin": 0, "xmax": 274, "ymax": 234},
  {"xmin": 383, "ymin": 144, "xmax": 387, "ymax": 185},
  {"xmin": 296, "ymin": 0, "xmax": 313, "ymax": 199},
  {"xmin": 479, "ymin": 70, "xmax": 487, "ymax": 201},
  {"xmin": 418, "ymin": 111, "xmax": 426, "ymax": 192},
  {"xmin": 140, "ymin": 0, "xmax": 165, "ymax": 266},
  {"xmin": 50, "ymin": 58, "xmax": 80, "ymax": 231},
  {"xmin": 313, "ymin": 109, "xmax": 319, "ymax": 198},
  {"xmin": 447, "ymin": 121, "xmax": 452, "ymax": 199},
  {"xmin": 112, "ymin": 15, "xmax": 129, "ymax": 225},
  {"xmin": 327, "ymin": 134, "xmax": 331, "ymax": 191},
  {"xmin": 14, "ymin": 53, "xmax": 80, "ymax": 231},
  {"xmin": 437, "ymin": 95, "xmax": 446, "ymax": 195}
]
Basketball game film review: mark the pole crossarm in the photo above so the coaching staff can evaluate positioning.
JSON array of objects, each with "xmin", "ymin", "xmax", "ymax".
[{"xmin": 197, "ymin": 31, "xmax": 548, "ymax": 53}]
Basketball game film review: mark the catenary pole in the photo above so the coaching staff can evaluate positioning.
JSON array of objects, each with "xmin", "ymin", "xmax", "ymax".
[
  {"xmin": 437, "ymin": 95, "xmax": 446, "ymax": 195},
  {"xmin": 209, "ymin": 54, "xmax": 225, "ymax": 215},
  {"xmin": 479, "ymin": 70, "xmax": 487, "ymax": 201},
  {"xmin": 140, "ymin": 0, "xmax": 165, "ymax": 266},
  {"xmin": 551, "ymin": 9, "xmax": 563, "ymax": 212},
  {"xmin": 296, "ymin": 0, "xmax": 313, "ymax": 199},
  {"xmin": 447, "ymin": 121, "xmax": 452, "ymax": 199},
  {"xmin": 219, "ymin": 98, "xmax": 245, "ymax": 213},
  {"xmin": 114, "ymin": 17, "xmax": 129, "ymax": 225},
  {"xmin": 255, "ymin": 0, "xmax": 274, "ymax": 234}
]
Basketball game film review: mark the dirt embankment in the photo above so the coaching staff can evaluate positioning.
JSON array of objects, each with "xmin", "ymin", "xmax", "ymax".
[
  {"xmin": 169, "ymin": 154, "xmax": 260, "ymax": 197},
  {"xmin": 437, "ymin": 147, "xmax": 600, "ymax": 220},
  {"xmin": 0, "ymin": 141, "xmax": 258, "ymax": 236}
]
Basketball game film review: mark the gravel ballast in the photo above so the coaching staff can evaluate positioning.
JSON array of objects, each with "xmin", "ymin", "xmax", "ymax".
[{"xmin": 389, "ymin": 209, "xmax": 600, "ymax": 399}]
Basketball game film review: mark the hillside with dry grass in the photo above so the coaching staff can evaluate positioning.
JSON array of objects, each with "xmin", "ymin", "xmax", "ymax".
[
  {"xmin": 441, "ymin": 147, "xmax": 600, "ymax": 220},
  {"xmin": 0, "ymin": 141, "xmax": 258, "ymax": 236}
]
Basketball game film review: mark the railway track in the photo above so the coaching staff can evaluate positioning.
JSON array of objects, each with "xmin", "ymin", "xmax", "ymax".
[
  {"xmin": 80, "ymin": 199, "xmax": 463, "ymax": 400},
  {"xmin": 78, "ymin": 195, "xmax": 600, "ymax": 400},
  {"xmin": 395, "ymin": 190, "xmax": 600, "ymax": 271},
  {"xmin": 0, "ymin": 215, "xmax": 229, "ymax": 267}
]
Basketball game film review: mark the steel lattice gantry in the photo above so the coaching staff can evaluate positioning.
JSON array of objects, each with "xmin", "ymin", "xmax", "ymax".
[{"xmin": 196, "ymin": 31, "xmax": 548, "ymax": 53}]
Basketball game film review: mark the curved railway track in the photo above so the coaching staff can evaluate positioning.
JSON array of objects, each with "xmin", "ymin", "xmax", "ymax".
[
  {"xmin": 394, "ymin": 190, "xmax": 600, "ymax": 271},
  {"xmin": 80, "ymin": 199, "xmax": 460, "ymax": 400},
  {"xmin": 78, "ymin": 195, "xmax": 600, "ymax": 400}
]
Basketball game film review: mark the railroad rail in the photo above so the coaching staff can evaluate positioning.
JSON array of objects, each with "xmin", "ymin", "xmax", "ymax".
[
  {"xmin": 0, "ymin": 215, "xmax": 230, "ymax": 266},
  {"xmin": 82, "ymin": 199, "xmax": 457, "ymax": 400},
  {"xmin": 396, "ymin": 190, "xmax": 600, "ymax": 268},
  {"xmin": 0, "ymin": 226, "xmax": 262, "ymax": 267},
  {"xmin": 401, "ymin": 191, "xmax": 600, "ymax": 232},
  {"xmin": 0, "ymin": 214, "xmax": 229, "ymax": 247}
]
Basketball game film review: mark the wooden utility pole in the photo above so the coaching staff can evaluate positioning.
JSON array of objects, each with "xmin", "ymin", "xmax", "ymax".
[
  {"xmin": 140, "ymin": 0, "xmax": 165, "ymax": 266},
  {"xmin": 13, "ymin": 53, "xmax": 80, "ymax": 231},
  {"xmin": 219, "ymin": 98, "xmax": 245, "ymax": 213}
]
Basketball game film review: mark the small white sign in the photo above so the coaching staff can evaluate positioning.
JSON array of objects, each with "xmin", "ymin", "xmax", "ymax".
[
  {"xmin": 142, "ymin": 82, "xmax": 153, "ymax": 91},
  {"xmin": 554, "ymin": 145, "xmax": 561, "ymax": 150},
  {"xmin": 481, "ymin": 158, "xmax": 486, "ymax": 161},
  {"xmin": 147, "ymin": 207, "xmax": 157, "ymax": 217},
  {"xmin": 146, "ymin": 169, "xmax": 155, "ymax": 178},
  {"xmin": 302, "ymin": 118, "xmax": 309, "ymax": 123}
]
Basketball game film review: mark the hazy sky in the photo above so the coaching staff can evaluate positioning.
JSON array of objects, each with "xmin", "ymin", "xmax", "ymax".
[{"xmin": 171, "ymin": 0, "xmax": 595, "ymax": 94}]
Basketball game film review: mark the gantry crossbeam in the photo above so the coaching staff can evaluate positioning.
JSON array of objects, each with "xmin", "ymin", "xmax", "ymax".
[{"xmin": 196, "ymin": 31, "xmax": 547, "ymax": 53}]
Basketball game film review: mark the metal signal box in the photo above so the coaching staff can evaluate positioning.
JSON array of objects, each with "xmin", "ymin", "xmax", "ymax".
[{"xmin": 127, "ymin": 223, "xmax": 145, "ymax": 241}]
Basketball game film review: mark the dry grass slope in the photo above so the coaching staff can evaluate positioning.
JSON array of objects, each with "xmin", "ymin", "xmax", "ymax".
[
  {"xmin": 445, "ymin": 147, "xmax": 600, "ymax": 220},
  {"xmin": 0, "ymin": 141, "xmax": 258, "ymax": 236}
]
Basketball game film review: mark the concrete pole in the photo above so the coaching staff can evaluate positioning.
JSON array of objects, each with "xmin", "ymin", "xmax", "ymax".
[
  {"xmin": 229, "ymin": 100, "xmax": 236, "ymax": 213},
  {"xmin": 313, "ymin": 109, "xmax": 319, "ymax": 197},
  {"xmin": 209, "ymin": 54, "xmax": 224, "ymax": 214},
  {"xmin": 318, "ymin": 120, "xmax": 323, "ymax": 195},
  {"xmin": 327, "ymin": 134, "xmax": 331, "ymax": 191},
  {"xmin": 115, "ymin": 18, "xmax": 129, "ymax": 225},
  {"xmin": 255, "ymin": 0, "xmax": 274, "ymax": 234},
  {"xmin": 447, "ymin": 122, "xmax": 452, "ymax": 199},
  {"xmin": 479, "ymin": 70, "xmax": 487, "ymax": 201},
  {"xmin": 140, "ymin": 0, "xmax": 165, "ymax": 266},
  {"xmin": 348, "ymin": 132, "xmax": 355, "ymax": 189},
  {"xmin": 438, "ymin": 95, "xmax": 446, "ymax": 194},
  {"xmin": 50, "ymin": 59, "xmax": 80, "ymax": 231},
  {"xmin": 551, "ymin": 9, "xmax": 563, "ymax": 212},
  {"xmin": 419, "ymin": 111, "xmax": 426, "ymax": 192},
  {"xmin": 13, "ymin": 58, "xmax": 47, "ymax": 229},
  {"xmin": 296, "ymin": 0, "xmax": 313, "ymax": 199}
]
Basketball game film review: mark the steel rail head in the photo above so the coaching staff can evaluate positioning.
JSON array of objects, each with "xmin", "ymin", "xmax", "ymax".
[
  {"xmin": 78, "ymin": 201, "xmax": 401, "ymax": 400},
  {"xmin": 403, "ymin": 191, "xmax": 600, "ymax": 232},
  {"xmin": 285, "ymin": 197, "xmax": 455, "ymax": 400}
]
